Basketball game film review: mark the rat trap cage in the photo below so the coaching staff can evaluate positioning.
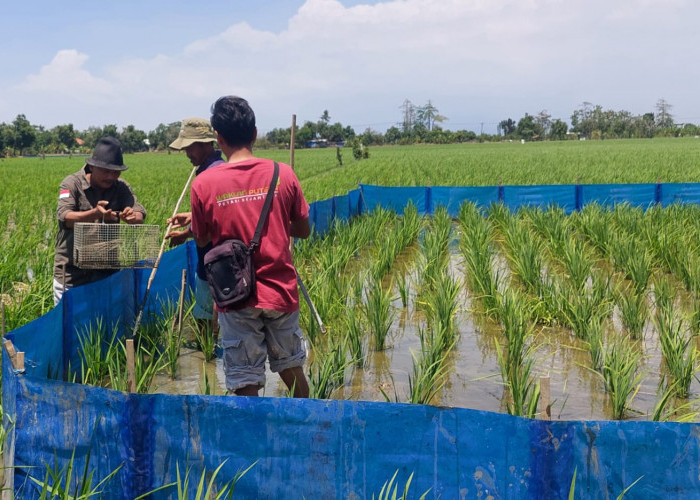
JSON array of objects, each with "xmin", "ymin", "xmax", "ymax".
[{"xmin": 73, "ymin": 222, "xmax": 161, "ymax": 269}]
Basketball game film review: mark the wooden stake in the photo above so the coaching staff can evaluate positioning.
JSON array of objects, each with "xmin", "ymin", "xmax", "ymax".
[
  {"xmin": 126, "ymin": 339, "xmax": 136, "ymax": 393},
  {"xmin": 3, "ymin": 339, "xmax": 24, "ymax": 372},
  {"xmin": 1, "ymin": 301, "xmax": 5, "ymax": 337},
  {"xmin": 540, "ymin": 375, "xmax": 551, "ymax": 420}
]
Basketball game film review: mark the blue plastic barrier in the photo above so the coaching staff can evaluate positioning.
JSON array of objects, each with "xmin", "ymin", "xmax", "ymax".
[{"xmin": 5, "ymin": 182, "xmax": 700, "ymax": 498}]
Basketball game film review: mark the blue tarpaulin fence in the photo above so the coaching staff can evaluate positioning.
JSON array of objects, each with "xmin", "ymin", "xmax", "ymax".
[{"xmin": 4, "ymin": 182, "xmax": 700, "ymax": 498}]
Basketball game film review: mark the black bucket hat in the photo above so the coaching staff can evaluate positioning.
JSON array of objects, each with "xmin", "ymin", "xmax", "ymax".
[{"xmin": 86, "ymin": 137, "xmax": 128, "ymax": 171}]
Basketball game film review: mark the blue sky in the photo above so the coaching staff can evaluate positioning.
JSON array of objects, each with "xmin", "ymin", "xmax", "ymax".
[{"xmin": 2, "ymin": 0, "xmax": 699, "ymax": 135}]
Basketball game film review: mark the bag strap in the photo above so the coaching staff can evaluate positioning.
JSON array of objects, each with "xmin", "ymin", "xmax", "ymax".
[{"xmin": 249, "ymin": 161, "xmax": 279, "ymax": 252}]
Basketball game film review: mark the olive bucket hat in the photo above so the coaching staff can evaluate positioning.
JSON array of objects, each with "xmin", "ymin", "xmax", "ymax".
[
  {"xmin": 85, "ymin": 137, "xmax": 128, "ymax": 171},
  {"xmin": 169, "ymin": 117, "xmax": 217, "ymax": 150}
]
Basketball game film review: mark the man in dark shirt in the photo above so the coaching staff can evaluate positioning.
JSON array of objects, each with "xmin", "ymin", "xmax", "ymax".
[
  {"xmin": 53, "ymin": 136, "xmax": 146, "ymax": 305},
  {"xmin": 166, "ymin": 118, "xmax": 225, "ymax": 327}
]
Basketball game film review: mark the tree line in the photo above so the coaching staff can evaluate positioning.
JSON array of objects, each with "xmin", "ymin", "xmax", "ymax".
[{"xmin": 1, "ymin": 98, "xmax": 697, "ymax": 157}]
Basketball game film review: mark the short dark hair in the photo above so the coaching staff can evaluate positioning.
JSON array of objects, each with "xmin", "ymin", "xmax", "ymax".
[{"xmin": 210, "ymin": 96, "xmax": 256, "ymax": 148}]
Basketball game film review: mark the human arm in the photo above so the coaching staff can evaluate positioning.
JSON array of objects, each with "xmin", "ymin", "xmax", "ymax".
[
  {"xmin": 290, "ymin": 217, "xmax": 311, "ymax": 239},
  {"xmin": 63, "ymin": 200, "xmax": 119, "ymax": 227},
  {"xmin": 165, "ymin": 212, "xmax": 193, "ymax": 247},
  {"xmin": 119, "ymin": 206, "xmax": 144, "ymax": 224}
]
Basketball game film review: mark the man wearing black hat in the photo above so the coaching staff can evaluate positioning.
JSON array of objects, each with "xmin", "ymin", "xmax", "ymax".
[{"xmin": 53, "ymin": 136, "xmax": 147, "ymax": 305}]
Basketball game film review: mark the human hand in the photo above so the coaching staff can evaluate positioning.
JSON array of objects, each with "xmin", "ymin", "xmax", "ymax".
[
  {"xmin": 95, "ymin": 200, "xmax": 118, "ymax": 222},
  {"xmin": 167, "ymin": 212, "xmax": 192, "ymax": 229},
  {"xmin": 165, "ymin": 229, "xmax": 191, "ymax": 247},
  {"xmin": 119, "ymin": 206, "xmax": 141, "ymax": 223}
]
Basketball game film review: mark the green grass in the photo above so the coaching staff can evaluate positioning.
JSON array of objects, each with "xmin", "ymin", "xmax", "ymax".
[{"xmin": 3, "ymin": 138, "xmax": 700, "ymax": 329}]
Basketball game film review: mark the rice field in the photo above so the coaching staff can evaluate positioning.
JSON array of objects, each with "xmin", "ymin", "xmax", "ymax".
[{"xmin": 3, "ymin": 138, "xmax": 700, "ymax": 421}]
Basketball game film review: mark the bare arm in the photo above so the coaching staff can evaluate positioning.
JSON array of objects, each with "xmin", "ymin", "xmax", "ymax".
[
  {"xmin": 165, "ymin": 212, "xmax": 193, "ymax": 247},
  {"xmin": 119, "ymin": 206, "xmax": 144, "ymax": 224},
  {"xmin": 63, "ymin": 200, "xmax": 118, "ymax": 227},
  {"xmin": 290, "ymin": 217, "xmax": 311, "ymax": 239}
]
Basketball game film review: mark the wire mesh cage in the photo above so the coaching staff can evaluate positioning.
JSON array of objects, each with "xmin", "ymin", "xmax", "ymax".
[{"xmin": 73, "ymin": 223, "xmax": 161, "ymax": 269}]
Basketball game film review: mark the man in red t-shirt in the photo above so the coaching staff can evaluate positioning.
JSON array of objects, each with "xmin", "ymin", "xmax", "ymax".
[{"xmin": 190, "ymin": 96, "xmax": 311, "ymax": 397}]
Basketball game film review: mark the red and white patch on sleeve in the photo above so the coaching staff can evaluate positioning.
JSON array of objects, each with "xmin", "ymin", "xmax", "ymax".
[{"xmin": 59, "ymin": 189, "xmax": 70, "ymax": 199}]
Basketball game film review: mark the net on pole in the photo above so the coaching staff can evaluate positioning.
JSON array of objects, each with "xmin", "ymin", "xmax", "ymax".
[{"xmin": 73, "ymin": 223, "xmax": 160, "ymax": 269}]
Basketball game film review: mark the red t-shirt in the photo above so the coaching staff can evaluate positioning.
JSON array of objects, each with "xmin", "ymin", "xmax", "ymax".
[{"xmin": 190, "ymin": 158, "xmax": 309, "ymax": 312}]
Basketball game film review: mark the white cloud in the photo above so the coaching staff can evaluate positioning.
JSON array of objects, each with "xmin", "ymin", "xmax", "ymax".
[
  {"xmin": 21, "ymin": 49, "xmax": 113, "ymax": 96},
  {"xmin": 2, "ymin": 0, "xmax": 699, "ymax": 132}
]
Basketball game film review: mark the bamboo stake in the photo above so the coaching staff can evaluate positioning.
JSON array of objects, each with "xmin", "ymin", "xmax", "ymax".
[
  {"xmin": 1, "ymin": 301, "xmax": 5, "ymax": 337},
  {"xmin": 126, "ymin": 339, "xmax": 136, "ymax": 393},
  {"xmin": 540, "ymin": 375, "xmax": 551, "ymax": 420},
  {"xmin": 131, "ymin": 165, "xmax": 198, "ymax": 339},
  {"xmin": 289, "ymin": 114, "xmax": 326, "ymax": 334}
]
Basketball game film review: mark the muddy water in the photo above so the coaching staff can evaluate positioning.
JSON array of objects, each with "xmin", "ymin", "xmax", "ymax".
[{"xmin": 151, "ymin": 241, "xmax": 700, "ymax": 422}]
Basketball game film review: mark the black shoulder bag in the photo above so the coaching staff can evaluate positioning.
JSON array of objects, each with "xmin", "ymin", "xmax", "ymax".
[{"xmin": 204, "ymin": 162, "xmax": 279, "ymax": 308}]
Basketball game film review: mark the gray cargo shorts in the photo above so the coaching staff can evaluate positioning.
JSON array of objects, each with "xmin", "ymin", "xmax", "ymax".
[{"xmin": 218, "ymin": 308, "xmax": 306, "ymax": 392}]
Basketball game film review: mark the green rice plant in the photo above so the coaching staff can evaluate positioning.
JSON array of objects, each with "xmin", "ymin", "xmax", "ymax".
[
  {"xmin": 525, "ymin": 204, "xmax": 569, "ymax": 257},
  {"xmin": 395, "ymin": 268, "xmax": 410, "ymax": 308},
  {"xmin": 458, "ymin": 201, "xmax": 501, "ymax": 316},
  {"xmin": 652, "ymin": 274, "xmax": 675, "ymax": 313},
  {"xmin": 653, "ymin": 307, "xmax": 698, "ymax": 398},
  {"xmin": 194, "ymin": 320, "xmax": 217, "ymax": 363},
  {"xmin": 690, "ymin": 293, "xmax": 700, "ymax": 335},
  {"xmin": 344, "ymin": 307, "xmax": 366, "ymax": 367},
  {"xmin": 500, "ymin": 215, "xmax": 544, "ymax": 299},
  {"xmin": 559, "ymin": 278, "xmax": 612, "ymax": 342},
  {"xmin": 76, "ymin": 318, "xmax": 120, "ymax": 387},
  {"xmin": 600, "ymin": 336, "xmax": 644, "ymax": 420},
  {"xmin": 419, "ymin": 241, "xmax": 449, "ymax": 295},
  {"xmin": 25, "ymin": 446, "xmax": 124, "ymax": 499},
  {"xmin": 494, "ymin": 339, "xmax": 540, "ymax": 418},
  {"xmin": 371, "ymin": 470, "xmax": 430, "ymax": 500},
  {"xmin": 105, "ymin": 334, "xmax": 167, "ymax": 393},
  {"xmin": 308, "ymin": 336, "xmax": 349, "ymax": 399},
  {"xmin": 615, "ymin": 286, "xmax": 648, "ymax": 340},
  {"xmin": 497, "ymin": 289, "xmax": 531, "ymax": 373},
  {"xmin": 652, "ymin": 380, "xmax": 700, "ymax": 422},
  {"xmin": 573, "ymin": 203, "xmax": 613, "ymax": 259},
  {"xmin": 586, "ymin": 314, "xmax": 606, "ymax": 372},
  {"xmin": 486, "ymin": 202, "xmax": 511, "ymax": 233},
  {"xmin": 407, "ymin": 349, "xmax": 448, "ymax": 405},
  {"xmin": 558, "ymin": 236, "xmax": 594, "ymax": 292},
  {"xmin": 492, "ymin": 289, "xmax": 542, "ymax": 418},
  {"xmin": 363, "ymin": 275, "xmax": 396, "ymax": 351},
  {"xmin": 136, "ymin": 459, "xmax": 257, "ymax": 499},
  {"xmin": 421, "ymin": 272, "xmax": 460, "ymax": 352},
  {"xmin": 396, "ymin": 201, "xmax": 423, "ymax": 250}
]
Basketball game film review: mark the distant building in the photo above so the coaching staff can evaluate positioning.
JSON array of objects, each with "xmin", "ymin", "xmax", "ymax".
[{"xmin": 306, "ymin": 139, "xmax": 328, "ymax": 148}]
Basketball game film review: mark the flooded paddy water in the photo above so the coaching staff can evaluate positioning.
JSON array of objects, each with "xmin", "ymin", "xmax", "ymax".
[{"xmin": 148, "ymin": 205, "xmax": 700, "ymax": 423}]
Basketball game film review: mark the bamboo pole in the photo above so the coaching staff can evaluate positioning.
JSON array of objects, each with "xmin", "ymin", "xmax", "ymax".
[
  {"xmin": 540, "ymin": 375, "xmax": 551, "ymax": 420},
  {"xmin": 289, "ymin": 114, "xmax": 326, "ymax": 334},
  {"xmin": 131, "ymin": 165, "xmax": 198, "ymax": 339},
  {"xmin": 126, "ymin": 339, "xmax": 136, "ymax": 393}
]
